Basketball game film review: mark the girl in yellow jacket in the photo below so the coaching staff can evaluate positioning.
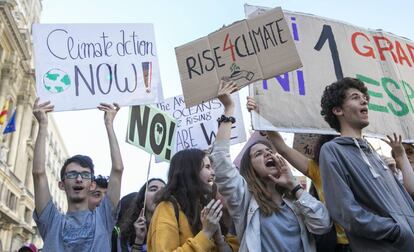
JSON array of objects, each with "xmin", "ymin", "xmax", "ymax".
[{"xmin": 147, "ymin": 149, "xmax": 239, "ymax": 252}]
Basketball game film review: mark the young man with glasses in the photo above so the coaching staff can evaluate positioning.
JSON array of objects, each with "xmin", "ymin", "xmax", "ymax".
[
  {"xmin": 32, "ymin": 99, "xmax": 124, "ymax": 252},
  {"xmin": 319, "ymin": 77, "xmax": 414, "ymax": 251}
]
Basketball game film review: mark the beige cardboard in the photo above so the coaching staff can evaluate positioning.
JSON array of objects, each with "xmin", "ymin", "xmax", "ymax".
[
  {"xmin": 292, "ymin": 133, "xmax": 320, "ymax": 159},
  {"xmin": 176, "ymin": 7, "xmax": 302, "ymax": 108},
  {"xmin": 208, "ymin": 20, "xmax": 262, "ymax": 89},
  {"xmin": 246, "ymin": 7, "xmax": 301, "ymax": 77},
  {"xmin": 248, "ymin": 4, "xmax": 414, "ymax": 141}
]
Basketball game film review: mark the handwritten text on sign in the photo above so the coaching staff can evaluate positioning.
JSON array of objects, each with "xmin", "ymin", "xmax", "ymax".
[
  {"xmin": 245, "ymin": 4, "xmax": 414, "ymax": 140},
  {"xmin": 155, "ymin": 93, "xmax": 246, "ymax": 155},
  {"xmin": 33, "ymin": 23, "xmax": 162, "ymax": 111},
  {"xmin": 176, "ymin": 7, "xmax": 301, "ymax": 108},
  {"xmin": 127, "ymin": 105, "xmax": 176, "ymax": 162}
]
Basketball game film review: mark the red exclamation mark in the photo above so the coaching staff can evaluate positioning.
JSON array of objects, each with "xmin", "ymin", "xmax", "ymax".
[{"xmin": 142, "ymin": 62, "xmax": 152, "ymax": 93}]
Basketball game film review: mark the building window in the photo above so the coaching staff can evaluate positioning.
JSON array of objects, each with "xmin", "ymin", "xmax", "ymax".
[
  {"xmin": 7, "ymin": 192, "xmax": 17, "ymax": 211},
  {"xmin": 24, "ymin": 207, "xmax": 31, "ymax": 223}
]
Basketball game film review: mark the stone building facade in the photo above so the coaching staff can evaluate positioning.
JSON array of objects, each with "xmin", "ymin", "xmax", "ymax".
[{"xmin": 0, "ymin": 0, "xmax": 68, "ymax": 250}]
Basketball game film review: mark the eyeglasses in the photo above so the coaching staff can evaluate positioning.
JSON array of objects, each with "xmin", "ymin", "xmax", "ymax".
[{"xmin": 64, "ymin": 171, "xmax": 93, "ymax": 180}]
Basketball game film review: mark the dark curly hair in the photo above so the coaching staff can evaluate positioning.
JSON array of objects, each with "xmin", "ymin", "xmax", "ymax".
[{"xmin": 320, "ymin": 77, "xmax": 368, "ymax": 132}]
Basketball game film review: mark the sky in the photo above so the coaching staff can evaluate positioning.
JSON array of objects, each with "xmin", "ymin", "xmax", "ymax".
[{"xmin": 39, "ymin": 0, "xmax": 414, "ymax": 196}]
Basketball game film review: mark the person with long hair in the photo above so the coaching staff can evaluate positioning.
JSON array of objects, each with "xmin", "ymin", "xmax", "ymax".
[
  {"xmin": 211, "ymin": 81, "xmax": 331, "ymax": 252},
  {"xmin": 246, "ymin": 96, "xmax": 345, "ymax": 252},
  {"xmin": 114, "ymin": 178, "xmax": 166, "ymax": 251},
  {"xmin": 147, "ymin": 148, "xmax": 238, "ymax": 251}
]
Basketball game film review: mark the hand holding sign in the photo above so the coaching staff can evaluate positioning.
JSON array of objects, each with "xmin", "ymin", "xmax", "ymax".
[
  {"xmin": 97, "ymin": 102, "xmax": 120, "ymax": 126},
  {"xmin": 33, "ymin": 98, "xmax": 55, "ymax": 125},
  {"xmin": 217, "ymin": 80, "xmax": 239, "ymax": 112}
]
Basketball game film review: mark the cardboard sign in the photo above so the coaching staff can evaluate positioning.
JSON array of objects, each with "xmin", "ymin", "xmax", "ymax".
[
  {"xmin": 246, "ymin": 4, "xmax": 414, "ymax": 140},
  {"xmin": 155, "ymin": 93, "xmax": 246, "ymax": 157},
  {"xmin": 292, "ymin": 133, "xmax": 320, "ymax": 159},
  {"xmin": 175, "ymin": 7, "xmax": 302, "ymax": 108},
  {"xmin": 33, "ymin": 23, "xmax": 162, "ymax": 111},
  {"xmin": 126, "ymin": 105, "xmax": 176, "ymax": 162}
]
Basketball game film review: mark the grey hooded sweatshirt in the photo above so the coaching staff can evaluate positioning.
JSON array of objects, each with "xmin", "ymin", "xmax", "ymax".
[{"xmin": 319, "ymin": 137, "xmax": 414, "ymax": 252}]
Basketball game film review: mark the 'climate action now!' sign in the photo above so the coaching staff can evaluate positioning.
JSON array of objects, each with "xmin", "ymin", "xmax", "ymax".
[{"xmin": 33, "ymin": 23, "xmax": 162, "ymax": 111}]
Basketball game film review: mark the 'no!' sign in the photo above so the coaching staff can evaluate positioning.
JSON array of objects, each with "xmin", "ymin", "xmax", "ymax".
[{"xmin": 126, "ymin": 105, "xmax": 176, "ymax": 162}]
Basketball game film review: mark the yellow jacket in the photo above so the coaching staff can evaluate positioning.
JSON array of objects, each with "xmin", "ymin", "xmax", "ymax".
[{"xmin": 147, "ymin": 201, "xmax": 239, "ymax": 252}]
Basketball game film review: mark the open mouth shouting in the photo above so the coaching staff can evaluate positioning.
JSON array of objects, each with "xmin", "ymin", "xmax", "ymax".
[
  {"xmin": 360, "ymin": 107, "xmax": 368, "ymax": 117},
  {"xmin": 207, "ymin": 177, "xmax": 215, "ymax": 186},
  {"xmin": 265, "ymin": 157, "xmax": 276, "ymax": 169},
  {"xmin": 72, "ymin": 185, "xmax": 85, "ymax": 192}
]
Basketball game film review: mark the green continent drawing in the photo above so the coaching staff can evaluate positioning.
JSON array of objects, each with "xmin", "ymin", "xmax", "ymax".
[{"xmin": 42, "ymin": 69, "xmax": 71, "ymax": 94}]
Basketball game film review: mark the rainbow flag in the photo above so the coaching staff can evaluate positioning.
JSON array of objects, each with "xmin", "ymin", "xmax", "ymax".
[{"xmin": 0, "ymin": 99, "xmax": 10, "ymax": 125}]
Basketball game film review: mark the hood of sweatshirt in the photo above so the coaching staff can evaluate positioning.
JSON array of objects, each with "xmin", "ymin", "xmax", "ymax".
[{"xmin": 331, "ymin": 136, "xmax": 386, "ymax": 178}]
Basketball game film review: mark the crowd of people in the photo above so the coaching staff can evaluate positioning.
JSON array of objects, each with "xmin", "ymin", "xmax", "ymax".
[{"xmin": 29, "ymin": 77, "xmax": 414, "ymax": 252}]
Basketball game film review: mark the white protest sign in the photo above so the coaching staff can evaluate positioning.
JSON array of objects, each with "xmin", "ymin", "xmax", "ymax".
[
  {"xmin": 33, "ymin": 23, "xmax": 162, "ymax": 111},
  {"xmin": 155, "ymin": 92, "xmax": 246, "ymax": 160},
  {"xmin": 126, "ymin": 105, "xmax": 176, "ymax": 162},
  {"xmin": 246, "ymin": 4, "xmax": 414, "ymax": 140},
  {"xmin": 175, "ymin": 7, "xmax": 302, "ymax": 108}
]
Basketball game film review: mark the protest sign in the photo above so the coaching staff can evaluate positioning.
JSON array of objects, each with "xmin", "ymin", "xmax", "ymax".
[
  {"xmin": 175, "ymin": 7, "xmax": 302, "ymax": 108},
  {"xmin": 33, "ymin": 23, "xmax": 162, "ymax": 111},
  {"xmin": 155, "ymin": 92, "xmax": 246, "ymax": 159},
  {"xmin": 246, "ymin": 4, "xmax": 414, "ymax": 141},
  {"xmin": 292, "ymin": 133, "xmax": 321, "ymax": 159},
  {"xmin": 126, "ymin": 105, "xmax": 176, "ymax": 162}
]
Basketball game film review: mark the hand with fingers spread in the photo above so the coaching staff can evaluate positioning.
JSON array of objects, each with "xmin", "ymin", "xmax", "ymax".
[
  {"xmin": 381, "ymin": 155, "xmax": 398, "ymax": 172},
  {"xmin": 246, "ymin": 96, "xmax": 258, "ymax": 113},
  {"xmin": 200, "ymin": 199, "xmax": 223, "ymax": 239},
  {"xmin": 268, "ymin": 154, "xmax": 299, "ymax": 191},
  {"xmin": 383, "ymin": 133, "xmax": 405, "ymax": 158},
  {"xmin": 97, "ymin": 102, "xmax": 120, "ymax": 125},
  {"xmin": 133, "ymin": 209, "xmax": 147, "ymax": 245},
  {"xmin": 217, "ymin": 80, "xmax": 238, "ymax": 112},
  {"xmin": 33, "ymin": 98, "xmax": 54, "ymax": 125}
]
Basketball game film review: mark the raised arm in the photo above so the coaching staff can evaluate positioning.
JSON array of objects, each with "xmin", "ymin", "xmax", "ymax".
[
  {"xmin": 246, "ymin": 96, "xmax": 309, "ymax": 175},
  {"xmin": 97, "ymin": 103, "xmax": 124, "ymax": 207},
  {"xmin": 215, "ymin": 81, "xmax": 238, "ymax": 141},
  {"xmin": 384, "ymin": 133, "xmax": 414, "ymax": 197},
  {"xmin": 32, "ymin": 98, "xmax": 54, "ymax": 214},
  {"xmin": 211, "ymin": 81, "xmax": 250, "ymax": 225}
]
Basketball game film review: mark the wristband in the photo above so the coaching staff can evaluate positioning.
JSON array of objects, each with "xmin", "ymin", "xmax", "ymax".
[
  {"xmin": 217, "ymin": 114, "xmax": 236, "ymax": 125},
  {"xmin": 290, "ymin": 184, "xmax": 302, "ymax": 196}
]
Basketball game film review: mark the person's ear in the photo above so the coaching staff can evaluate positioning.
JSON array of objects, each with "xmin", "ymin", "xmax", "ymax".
[
  {"xmin": 332, "ymin": 106, "xmax": 343, "ymax": 116},
  {"xmin": 58, "ymin": 181, "xmax": 65, "ymax": 191}
]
